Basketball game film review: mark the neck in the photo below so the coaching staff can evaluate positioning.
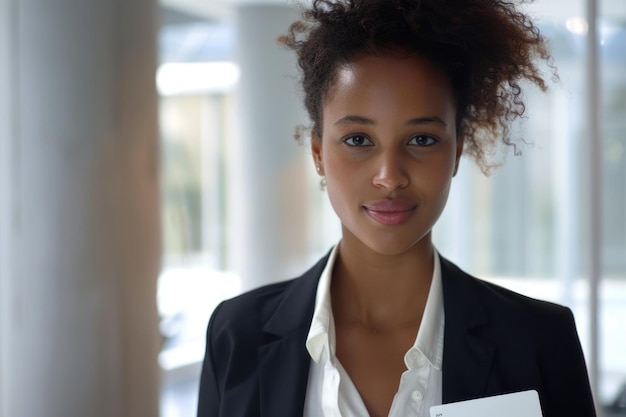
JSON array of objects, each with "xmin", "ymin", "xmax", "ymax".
[{"xmin": 330, "ymin": 236, "xmax": 434, "ymax": 331}]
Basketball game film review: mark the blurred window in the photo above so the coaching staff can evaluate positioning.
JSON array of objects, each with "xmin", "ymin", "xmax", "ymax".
[{"xmin": 156, "ymin": 13, "xmax": 241, "ymax": 417}]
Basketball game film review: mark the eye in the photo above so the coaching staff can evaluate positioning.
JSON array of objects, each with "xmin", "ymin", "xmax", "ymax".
[
  {"xmin": 408, "ymin": 135, "xmax": 438, "ymax": 146},
  {"xmin": 343, "ymin": 135, "xmax": 373, "ymax": 147}
]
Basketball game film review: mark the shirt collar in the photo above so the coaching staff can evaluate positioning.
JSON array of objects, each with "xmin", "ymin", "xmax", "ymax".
[
  {"xmin": 305, "ymin": 244, "xmax": 339, "ymax": 363},
  {"xmin": 305, "ymin": 244, "xmax": 444, "ymax": 371},
  {"xmin": 410, "ymin": 249, "xmax": 444, "ymax": 370}
]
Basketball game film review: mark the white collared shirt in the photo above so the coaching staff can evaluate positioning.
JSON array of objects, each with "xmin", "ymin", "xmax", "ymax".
[{"xmin": 303, "ymin": 245, "xmax": 445, "ymax": 417}]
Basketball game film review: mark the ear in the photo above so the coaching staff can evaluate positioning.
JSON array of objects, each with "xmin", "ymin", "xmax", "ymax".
[
  {"xmin": 311, "ymin": 134, "xmax": 325, "ymax": 176},
  {"xmin": 453, "ymin": 135, "xmax": 464, "ymax": 177}
]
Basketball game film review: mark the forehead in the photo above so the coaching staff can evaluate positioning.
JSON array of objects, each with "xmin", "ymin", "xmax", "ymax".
[
  {"xmin": 323, "ymin": 54, "xmax": 456, "ymax": 122},
  {"xmin": 334, "ymin": 53, "xmax": 450, "ymax": 95}
]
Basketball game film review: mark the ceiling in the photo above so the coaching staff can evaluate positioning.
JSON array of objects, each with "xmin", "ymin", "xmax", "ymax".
[
  {"xmin": 157, "ymin": 0, "xmax": 626, "ymax": 65},
  {"xmin": 160, "ymin": 0, "xmax": 230, "ymax": 21},
  {"xmin": 159, "ymin": 0, "xmax": 626, "ymax": 23}
]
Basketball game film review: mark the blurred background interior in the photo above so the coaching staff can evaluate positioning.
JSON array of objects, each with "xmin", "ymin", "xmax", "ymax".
[{"xmin": 0, "ymin": 0, "xmax": 625, "ymax": 416}]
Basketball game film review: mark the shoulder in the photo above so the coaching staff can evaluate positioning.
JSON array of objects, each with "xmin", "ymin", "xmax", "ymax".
[
  {"xmin": 209, "ymin": 278, "xmax": 299, "ymax": 335},
  {"xmin": 439, "ymin": 256, "xmax": 578, "ymax": 348},
  {"xmin": 476, "ymin": 275, "xmax": 571, "ymax": 321},
  {"xmin": 441, "ymin": 256, "xmax": 573, "ymax": 321},
  {"xmin": 440, "ymin": 257, "xmax": 595, "ymax": 415},
  {"xmin": 208, "ymin": 252, "xmax": 330, "ymax": 340}
]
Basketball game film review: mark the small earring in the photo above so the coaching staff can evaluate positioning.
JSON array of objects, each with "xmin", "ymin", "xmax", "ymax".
[
  {"xmin": 315, "ymin": 164, "xmax": 321, "ymax": 173},
  {"xmin": 320, "ymin": 177, "xmax": 327, "ymax": 191}
]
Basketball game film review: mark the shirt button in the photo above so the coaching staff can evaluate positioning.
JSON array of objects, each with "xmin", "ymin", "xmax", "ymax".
[{"xmin": 412, "ymin": 391, "xmax": 423, "ymax": 402}]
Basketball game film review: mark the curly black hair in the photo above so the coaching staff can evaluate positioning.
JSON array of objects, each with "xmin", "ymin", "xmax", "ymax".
[{"xmin": 279, "ymin": 0, "xmax": 556, "ymax": 173}]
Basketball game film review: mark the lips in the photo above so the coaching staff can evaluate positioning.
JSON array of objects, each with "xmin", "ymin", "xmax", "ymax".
[{"xmin": 363, "ymin": 199, "xmax": 417, "ymax": 226}]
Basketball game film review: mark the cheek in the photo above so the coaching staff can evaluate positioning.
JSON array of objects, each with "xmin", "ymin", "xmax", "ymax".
[
  {"xmin": 416, "ymin": 155, "xmax": 456, "ymax": 200},
  {"xmin": 417, "ymin": 173, "xmax": 450, "ymax": 199},
  {"xmin": 322, "ymin": 148, "xmax": 353, "ymax": 181},
  {"xmin": 322, "ymin": 156, "xmax": 359, "ymax": 211},
  {"xmin": 325, "ymin": 166, "xmax": 352, "ymax": 201},
  {"xmin": 324, "ymin": 178, "xmax": 355, "ymax": 227}
]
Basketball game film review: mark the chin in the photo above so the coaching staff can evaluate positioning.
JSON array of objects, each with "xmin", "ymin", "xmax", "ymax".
[{"xmin": 362, "ymin": 234, "xmax": 430, "ymax": 257}]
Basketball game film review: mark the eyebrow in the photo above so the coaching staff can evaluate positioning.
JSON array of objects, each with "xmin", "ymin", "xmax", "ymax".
[{"xmin": 334, "ymin": 115, "xmax": 448, "ymax": 127}]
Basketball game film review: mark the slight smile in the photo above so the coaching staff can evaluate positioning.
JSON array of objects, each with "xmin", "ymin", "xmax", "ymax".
[{"xmin": 363, "ymin": 199, "xmax": 417, "ymax": 226}]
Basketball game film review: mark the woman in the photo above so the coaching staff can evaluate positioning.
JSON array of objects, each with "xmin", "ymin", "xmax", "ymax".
[{"xmin": 197, "ymin": 0, "xmax": 597, "ymax": 416}]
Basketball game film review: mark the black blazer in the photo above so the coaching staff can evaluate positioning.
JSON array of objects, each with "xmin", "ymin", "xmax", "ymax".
[{"xmin": 197, "ymin": 254, "xmax": 597, "ymax": 417}]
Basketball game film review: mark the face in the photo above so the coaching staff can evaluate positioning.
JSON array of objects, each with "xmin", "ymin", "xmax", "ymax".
[{"xmin": 312, "ymin": 53, "xmax": 462, "ymax": 256}]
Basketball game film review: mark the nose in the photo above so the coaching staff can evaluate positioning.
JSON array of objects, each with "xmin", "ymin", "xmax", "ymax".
[{"xmin": 371, "ymin": 150, "xmax": 409, "ymax": 191}]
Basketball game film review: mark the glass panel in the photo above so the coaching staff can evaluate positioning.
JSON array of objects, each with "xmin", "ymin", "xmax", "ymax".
[
  {"xmin": 156, "ymin": 17, "xmax": 240, "ymax": 416},
  {"xmin": 160, "ymin": 96, "xmax": 205, "ymax": 260},
  {"xmin": 158, "ymin": 93, "xmax": 240, "ymax": 417},
  {"xmin": 599, "ymin": 0, "xmax": 626, "ymax": 413}
]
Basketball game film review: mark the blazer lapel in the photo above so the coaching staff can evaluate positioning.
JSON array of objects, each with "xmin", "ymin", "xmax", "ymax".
[
  {"xmin": 257, "ymin": 254, "xmax": 329, "ymax": 417},
  {"xmin": 440, "ymin": 257, "xmax": 496, "ymax": 403},
  {"xmin": 254, "ymin": 252, "xmax": 496, "ymax": 412}
]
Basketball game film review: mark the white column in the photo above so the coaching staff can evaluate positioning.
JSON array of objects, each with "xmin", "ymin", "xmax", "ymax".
[
  {"xmin": 0, "ymin": 0, "xmax": 15, "ymax": 414},
  {"xmin": 0, "ymin": 0, "xmax": 161, "ymax": 416},
  {"xmin": 586, "ymin": 0, "xmax": 602, "ymax": 411},
  {"xmin": 229, "ymin": 4, "xmax": 309, "ymax": 290}
]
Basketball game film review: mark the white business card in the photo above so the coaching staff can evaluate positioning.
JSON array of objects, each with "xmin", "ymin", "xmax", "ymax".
[{"xmin": 430, "ymin": 390, "xmax": 543, "ymax": 417}]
